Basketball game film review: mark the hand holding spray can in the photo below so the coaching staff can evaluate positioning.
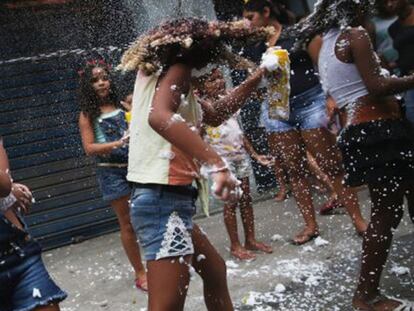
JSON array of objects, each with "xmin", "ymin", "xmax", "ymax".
[{"xmin": 261, "ymin": 47, "xmax": 291, "ymax": 120}]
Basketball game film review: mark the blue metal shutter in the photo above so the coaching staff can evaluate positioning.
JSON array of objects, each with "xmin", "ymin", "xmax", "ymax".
[{"xmin": 0, "ymin": 57, "xmax": 119, "ymax": 250}]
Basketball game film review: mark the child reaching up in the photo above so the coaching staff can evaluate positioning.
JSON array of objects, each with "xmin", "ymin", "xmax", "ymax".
[{"xmin": 197, "ymin": 68, "xmax": 273, "ymax": 260}]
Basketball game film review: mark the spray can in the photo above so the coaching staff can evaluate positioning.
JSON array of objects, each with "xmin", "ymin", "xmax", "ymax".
[{"xmin": 267, "ymin": 47, "xmax": 290, "ymax": 120}]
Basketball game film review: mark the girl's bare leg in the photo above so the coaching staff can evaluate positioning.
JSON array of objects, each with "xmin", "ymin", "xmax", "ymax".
[
  {"xmin": 302, "ymin": 128, "xmax": 367, "ymax": 234},
  {"xmin": 237, "ymin": 177, "xmax": 272, "ymax": 253},
  {"xmin": 111, "ymin": 196, "xmax": 146, "ymax": 280},
  {"xmin": 268, "ymin": 131, "xmax": 319, "ymax": 244},
  {"xmin": 223, "ymin": 200, "xmax": 255, "ymax": 260},
  {"xmin": 192, "ymin": 225, "xmax": 234, "ymax": 311},
  {"xmin": 272, "ymin": 154, "xmax": 288, "ymax": 202},
  {"xmin": 147, "ymin": 256, "xmax": 191, "ymax": 311},
  {"xmin": 352, "ymin": 180, "xmax": 405, "ymax": 311}
]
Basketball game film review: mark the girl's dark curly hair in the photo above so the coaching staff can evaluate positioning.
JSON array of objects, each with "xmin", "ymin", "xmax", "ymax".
[
  {"xmin": 78, "ymin": 63, "xmax": 120, "ymax": 123},
  {"xmin": 282, "ymin": 0, "xmax": 375, "ymax": 49},
  {"xmin": 119, "ymin": 17, "xmax": 274, "ymax": 74},
  {"xmin": 244, "ymin": 0, "xmax": 292, "ymax": 25}
]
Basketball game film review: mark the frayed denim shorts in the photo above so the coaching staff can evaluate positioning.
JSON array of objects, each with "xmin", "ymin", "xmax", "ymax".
[
  {"xmin": 261, "ymin": 85, "xmax": 328, "ymax": 133},
  {"xmin": 96, "ymin": 166, "xmax": 131, "ymax": 202},
  {"xmin": 0, "ymin": 254, "xmax": 67, "ymax": 311},
  {"xmin": 130, "ymin": 184, "xmax": 197, "ymax": 261}
]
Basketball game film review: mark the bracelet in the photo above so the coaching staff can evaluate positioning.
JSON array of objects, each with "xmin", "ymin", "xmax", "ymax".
[
  {"xmin": 200, "ymin": 163, "xmax": 229, "ymax": 178},
  {"xmin": 208, "ymin": 164, "xmax": 229, "ymax": 175},
  {"xmin": 0, "ymin": 193, "xmax": 17, "ymax": 214}
]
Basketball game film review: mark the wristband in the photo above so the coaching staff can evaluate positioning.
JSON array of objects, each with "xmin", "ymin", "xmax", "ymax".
[
  {"xmin": 200, "ymin": 163, "xmax": 229, "ymax": 178},
  {"xmin": 208, "ymin": 164, "xmax": 229, "ymax": 175},
  {"xmin": 0, "ymin": 193, "xmax": 17, "ymax": 214}
]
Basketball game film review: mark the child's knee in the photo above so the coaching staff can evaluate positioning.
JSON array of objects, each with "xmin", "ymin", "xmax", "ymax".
[{"xmin": 203, "ymin": 257, "xmax": 227, "ymax": 285}]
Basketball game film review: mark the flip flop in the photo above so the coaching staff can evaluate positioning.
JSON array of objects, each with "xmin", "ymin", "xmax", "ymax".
[
  {"xmin": 354, "ymin": 294, "xmax": 414, "ymax": 311},
  {"xmin": 388, "ymin": 297, "xmax": 414, "ymax": 311}
]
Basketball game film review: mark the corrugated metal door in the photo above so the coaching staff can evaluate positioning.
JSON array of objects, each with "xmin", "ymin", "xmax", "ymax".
[
  {"xmin": 0, "ymin": 56, "xmax": 119, "ymax": 249},
  {"xmin": 0, "ymin": 1, "xmax": 135, "ymax": 249}
]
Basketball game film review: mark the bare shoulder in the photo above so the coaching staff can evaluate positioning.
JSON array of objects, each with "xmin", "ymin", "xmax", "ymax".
[
  {"xmin": 78, "ymin": 112, "xmax": 91, "ymax": 126},
  {"xmin": 347, "ymin": 26, "xmax": 371, "ymax": 45}
]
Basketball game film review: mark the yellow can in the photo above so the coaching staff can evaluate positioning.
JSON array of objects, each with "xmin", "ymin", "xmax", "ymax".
[
  {"xmin": 267, "ymin": 47, "xmax": 291, "ymax": 120},
  {"xmin": 125, "ymin": 111, "xmax": 132, "ymax": 124}
]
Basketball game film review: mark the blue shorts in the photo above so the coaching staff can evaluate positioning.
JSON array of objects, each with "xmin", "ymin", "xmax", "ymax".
[
  {"xmin": 404, "ymin": 89, "xmax": 414, "ymax": 124},
  {"xmin": 0, "ymin": 254, "xmax": 67, "ymax": 311},
  {"xmin": 130, "ymin": 184, "xmax": 197, "ymax": 261},
  {"xmin": 261, "ymin": 85, "xmax": 328, "ymax": 133},
  {"xmin": 96, "ymin": 166, "xmax": 131, "ymax": 202}
]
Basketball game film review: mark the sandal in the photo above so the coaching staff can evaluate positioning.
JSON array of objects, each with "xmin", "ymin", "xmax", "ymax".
[
  {"xmin": 292, "ymin": 229, "xmax": 319, "ymax": 246},
  {"xmin": 377, "ymin": 296, "xmax": 414, "ymax": 311},
  {"xmin": 135, "ymin": 275, "xmax": 148, "ymax": 292},
  {"xmin": 353, "ymin": 294, "xmax": 414, "ymax": 311},
  {"xmin": 320, "ymin": 199, "xmax": 343, "ymax": 215}
]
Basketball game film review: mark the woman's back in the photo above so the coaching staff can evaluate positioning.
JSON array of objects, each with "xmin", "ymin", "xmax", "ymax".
[{"xmin": 319, "ymin": 28, "xmax": 369, "ymax": 109}]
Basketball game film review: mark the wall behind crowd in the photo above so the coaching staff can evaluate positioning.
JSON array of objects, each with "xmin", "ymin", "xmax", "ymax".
[
  {"xmin": 0, "ymin": 0, "xmax": 138, "ymax": 249},
  {"xmin": 0, "ymin": 0, "xmax": 315, "ymax": 249},
  {"xmin": 0, "ymin": 0, "xmax": 223, "ymax": 250}
]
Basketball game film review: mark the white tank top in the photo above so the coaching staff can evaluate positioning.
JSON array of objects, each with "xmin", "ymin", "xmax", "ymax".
[{"xmin": 319, "ymin": 28, "xmax": 369, "ymax": 108}]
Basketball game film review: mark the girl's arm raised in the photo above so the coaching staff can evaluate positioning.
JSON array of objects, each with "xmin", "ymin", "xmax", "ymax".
[
  {"xmin": 349, "ymin": 28, "xmax": 414, "ymax": 96},
  {"xmin": 201, "ymin": 68, "xmax": 266, "ymax": 127},
  {"xmin": 78, "ymin": 112, "xmax": 125, "ymax": 156},
  {"xmin": 149, "ymin": 63, "xmax": 238, "ymax": 201}
]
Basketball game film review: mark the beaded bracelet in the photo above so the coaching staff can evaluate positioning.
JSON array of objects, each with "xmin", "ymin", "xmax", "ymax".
[{"xmin": 0, "ymin": 193, "xmax": 17, "ymax": 214}]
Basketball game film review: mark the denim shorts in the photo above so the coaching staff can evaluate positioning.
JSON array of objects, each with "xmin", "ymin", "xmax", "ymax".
[
  {"xmin": 130, "ymin": 184, "xmax": 197, "ymax": 261},
  {"xmin": 404, "ymin": 89, "xmax": 414, "ymax": 124},
  {"xmin": 0, "ymin": 254, "xmax": 67, "ymax": 311},
  {"xmin": 261, "ymin": 85, "xmax": 328, "ymax": 133},
  {"xmin": 96, "ymin": 166, "xmax": 131, "ymax": 202}
]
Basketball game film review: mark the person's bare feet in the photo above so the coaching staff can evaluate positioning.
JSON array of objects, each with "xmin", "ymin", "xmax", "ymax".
[
  {"xmin": 292, "ymin": 227, "xmax": 319, "ymax": 245},
  {"xmin": 245, "ymin": 240, "xmax": 273, "ymax": 254},
  {"xmin": 274, "ymin": 188, "xmax": 287, "ymax": 202},
  {"xmin": 354, "ymin": 221, "xmax": 368, "ymax": 237},
  {"xmin": 352, "ymin": 297, "xmax": 374, "ymax": 311},
  {"xmin": 230, "ymin": 245, "xmax": 256, "ymax": 261}
]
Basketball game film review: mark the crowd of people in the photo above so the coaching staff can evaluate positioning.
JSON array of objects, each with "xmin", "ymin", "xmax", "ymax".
[{"xmin": 1, "ymin": 0, "xmax": 414, "ymax": 310}]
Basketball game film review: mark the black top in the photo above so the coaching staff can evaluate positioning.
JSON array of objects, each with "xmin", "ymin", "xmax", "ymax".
[
  {"xmin": 389, "ymin": 20, "xmax": 414, "ymax": 75},
  {"xmin": 241, "ymin": 37, "xmax": 320, "ymax": 97}
]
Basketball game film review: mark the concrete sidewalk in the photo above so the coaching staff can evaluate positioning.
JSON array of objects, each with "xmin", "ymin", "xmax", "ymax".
[{"xmin": 44, "ymin": 190, "xmax": 414, "ymax": 311}]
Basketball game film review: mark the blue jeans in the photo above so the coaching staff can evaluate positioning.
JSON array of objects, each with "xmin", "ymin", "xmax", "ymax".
[
  {"xmin": 130, "ymin": 184, "xmax": 197, "ymax": 261},
  {"xmin": 0, "ymin": 254, "xmax": 67, "ymax": 311},
  {"xmin": 96, "ymin": 167, "xmax": 131, "ymax": 202},
  {"xmin": 404, "ymin": 89, "xmax": 414, "ymax": 124},
  {"xmin": 261, "ymin": 85, "xmax": 328, "ymax": 133}
]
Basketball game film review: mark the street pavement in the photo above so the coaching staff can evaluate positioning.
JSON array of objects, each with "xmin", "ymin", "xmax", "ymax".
[{"xmin": 44, "ymin": 189, "xmax": 414, "ymax": 311}]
